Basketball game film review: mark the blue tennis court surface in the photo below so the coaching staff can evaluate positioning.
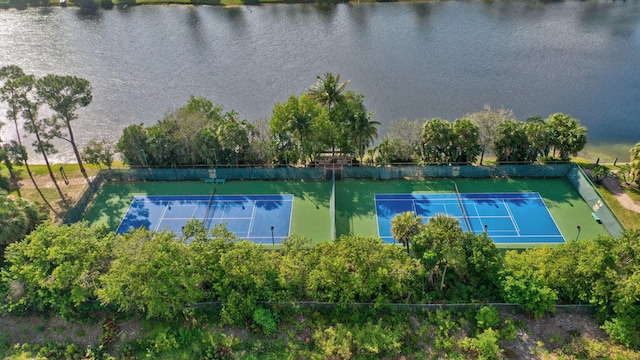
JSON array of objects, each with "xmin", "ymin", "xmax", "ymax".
[
  {"xmin": 116, "ymin": 195, "xmax": 293, "ymax": 244},
  {"xmin": 375, "ymin": 193, "xmax": 564, "ymax": 244}
]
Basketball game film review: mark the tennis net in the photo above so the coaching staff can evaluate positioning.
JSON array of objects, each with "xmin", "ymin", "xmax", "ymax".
[
  {"xmin": 202, "ymin": 184, "xmax": 217, "ymax": 228},
  {"xmin": 453, "ymin": 182, "xmax": 472, "ymax": 232}
]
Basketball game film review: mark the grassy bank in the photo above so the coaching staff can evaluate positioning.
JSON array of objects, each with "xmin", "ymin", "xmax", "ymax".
[{"xmin": 578, "ymin": 142, "xmax": 637, "ymax": 164}]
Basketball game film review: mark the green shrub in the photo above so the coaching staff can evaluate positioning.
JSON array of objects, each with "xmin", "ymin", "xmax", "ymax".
[
  {"xmin": 252, "ymin": 307, "xmax": 278, "ymax": 335},
  {"xmin": 459, "ymin": 328, "xmax": 502, "ymax": 360},
  {"xmin": 476, "ymin": 306, "xmax": 500, "ymax": 330},
  {"xmin": 601, "ymin": 315, "xmax": 640, "ymax": 349}
]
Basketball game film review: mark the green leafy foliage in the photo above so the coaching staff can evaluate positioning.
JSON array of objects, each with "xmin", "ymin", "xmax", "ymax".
[
  {"xmin": 305, "ymin": 235, "xmax": 420, "ymax": 304},
  {"xmin": 0, "ymin": 192, "xmax": 41, "ymax": 246},
  {"xmin": 476, "ymin": 306, "xmax": 500, "ymax": 331},
  {"xmin": 500, "ymin": 250, "xmax": 558, "ymax": 319},
  {"xmin": 252, "ymin": 307, "xmax": 278, "ymax": 335},
  {"xmin": 1, "ymin": 222, "xmax": 114, "ymax": 319},
  {"xmin": 458, "ymin": 328, "xmax": 502, "ymax": 360},
  {"xmin": 97, "ymin": 228, "xmax": 200, "ymax": 320},
  {"xmin": 312, "ymin": 321, "xmax": 403, "ymax": 359}
]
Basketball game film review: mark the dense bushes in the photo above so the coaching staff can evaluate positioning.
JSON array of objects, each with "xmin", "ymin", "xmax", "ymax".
[{"xmin": 1, "ymin": 221, "xmax": 639, "ymax": 349}]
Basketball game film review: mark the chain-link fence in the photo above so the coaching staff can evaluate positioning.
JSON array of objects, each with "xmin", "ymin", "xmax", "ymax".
[
  {"xmin": 342, "ymin": 163, "xmax": 574, "ymax": 179},
  {"xmin": 101, "ymin": 166, "xmax": 324, "ymax": 181},
  {"xmin": 188, "ymin": 300, "xmax": 595, "ymax": 314},
  {"xmin": 566, "ymin": 166, "xmax": 625, "ymax": 237}
]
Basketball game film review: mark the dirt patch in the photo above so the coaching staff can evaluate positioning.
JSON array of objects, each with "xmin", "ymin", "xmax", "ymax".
[
  {"xmin": 0, "ymin": 314, "xmax": 102, "ymax": 347},
  {"xmin": 0, "ymin": 314, "xmax": 144, "ymax": 348},
  {"xmin": 502, "ymin": 311, "xmax": 607, "ymax": 359}
]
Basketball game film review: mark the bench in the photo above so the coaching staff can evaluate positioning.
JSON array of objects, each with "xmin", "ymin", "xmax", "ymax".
[
  {"xmin": 591, "ymin": 212, "xmax": 601, "ymax": 223},
  {"xmin": 205, "ymin": 178, "xmax": 226, "ymax": 184}
]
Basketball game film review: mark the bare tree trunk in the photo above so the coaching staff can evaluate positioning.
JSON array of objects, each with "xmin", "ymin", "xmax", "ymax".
[
  {"xmin": 10, "ymin": 114, "xmax": 60, "ymax": 217},
  {"xmin": 24, "ymin": 161, "xmax": 61, "ymax": 218},
  {"xmin": 65, "ymin": 120, "xmax": 91, "ymax": 185},
  {"xmin": 439, "ymin": 264, "xmax": 449, "ymax": 291}
]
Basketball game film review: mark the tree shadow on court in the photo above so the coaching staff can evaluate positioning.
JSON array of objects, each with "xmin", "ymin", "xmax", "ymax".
[
  {"xmin": 82, "ymin": 180, "xmax": 330, "ymax": 235},
  {"xmin": 115, "ymin": 199, "xmax": 151, "ymax": 234}
]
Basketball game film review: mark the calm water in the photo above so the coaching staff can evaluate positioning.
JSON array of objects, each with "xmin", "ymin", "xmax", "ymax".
[{"xmin": 1, "ymin": 1, "xmax": 639, "ymax": 162}]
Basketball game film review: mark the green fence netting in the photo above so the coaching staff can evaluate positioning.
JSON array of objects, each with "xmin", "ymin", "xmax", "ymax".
[
  {"xmin": 342, "ymin": 164, "xmax": 573, "ymax": 179},
  {"xmin": 102, "ymin": 167, "xmax": 324, "ymax": 181},
  {"xmin": 189, "ymin": 301, "xmax": 594, "ymax": 314},
  {"xmin": 62, "ymin": 173, "xmax": 104, "ymax": 224},
  {"xmin": 566, "ymin": 166, "xmax": 625, "ymax": 238}
]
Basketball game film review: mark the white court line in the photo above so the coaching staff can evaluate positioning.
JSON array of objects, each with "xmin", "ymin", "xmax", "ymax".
[
  {"xmin": 288, "ymin": 197, "xmax": 294, "ymax": 240},
  {"xmin": 375, "ymin": 197, "xmax": 382, "ymax": 239},
  {"xmin": 247, "ymin": 202, "xmax": 258, "ymax": 238},
  {"xmin": 502, "ymin": 199, "xmax": 521, "ymax": 236},
  {"xmin": 156, "ymin": 201, "xmax": 171, "ymax": 232}
]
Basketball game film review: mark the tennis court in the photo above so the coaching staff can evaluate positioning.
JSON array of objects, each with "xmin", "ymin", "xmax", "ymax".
[
  {"xmin": 375, "ymin": 192, "xmax": 565, "ymax": 244},
  {"xmin": 116, "ymin": 194, "xmax": 293, "ymax": 244}
]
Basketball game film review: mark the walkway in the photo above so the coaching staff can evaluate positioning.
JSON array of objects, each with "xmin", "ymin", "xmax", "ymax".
[{"xmin": 601, "ymin": 174, "xmax": 640, "ymax": 213}]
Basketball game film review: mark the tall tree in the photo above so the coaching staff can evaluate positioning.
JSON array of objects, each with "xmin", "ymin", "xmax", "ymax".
[
  {"xmin": 390, "ymin": 211, "xmax": 423, "ymax": 254},
  {"xmin": 116, "ymin": 124, "xmax": 149, "ymax": 166},
  {"xmin": 421, "ymin": 118, "xmax": 453, "ymax": 164},
  {"xmin": 466, "ymin": 105, "xmax": 516, "ymax": 164},
  {"xmin": 412, "ymin": 215, "xmax": 466, "ymax": 291},
  {"xmin": 630, "ymin": 142, "xmax": 640, "ymax": 186},
  {"xmin": 383, "ymin": 118, "xmax": 424, "ymax": 162},
  {"xmin": 345, "ymin": 101, "xmax": 379, "ymax": 162},
  {"xmin": 36, "ymin": 75, "xmax": 93, "ymax": 185},
  {"xmin": 0, "ymin": 66, "xmax": 58, "ymax": 216},
  {"xmin": 308, "ymin": 72, "xmax": 349, "ymax": 157},
  {"xmin": 13, "ymin": 75, "xmax": 67, "ymax": 206},
  {"xmin": 451, "ymin": 118, "xmax": 481, "ymax": 164},
  {"xmin": 308, "ymin": 72, "xmax": 349, "ymax": 122},
  {"xmin": 545, "ymin": 113, "xmax": 587, "ymax": 161},
  {"xmin": 524, "ymin": 117, "xmax": 553, "ymax": 162},
  {"xmin": 494, "ymin": 120, "xmax": 530, "ymax": 163},
  {"xmin": 270, "ymin": 94, "xmax": 324, "ymax": 164}
]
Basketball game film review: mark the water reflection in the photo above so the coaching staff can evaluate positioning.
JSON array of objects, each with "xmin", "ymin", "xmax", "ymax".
[{"xmin": 0, "ymin": 2, "xmax": 639, "ymax": 163}]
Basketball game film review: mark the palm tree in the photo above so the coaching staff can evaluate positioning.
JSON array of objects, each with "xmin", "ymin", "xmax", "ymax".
[
  {"xmin": 630, "ymin": 142, "xmax": 640, "ymax": 185},
  {"xmin": 390, "ymin": 211, "xmax": 423, "ymax": 254},
  {"xmin": 308, "ymin": 73, "xmax": 349, "ymax": 158},
  {"xmin": 0, "ymin": 66, "xmax": 60, "ymax": 217},
  {"xmin": 308, "ymin": 72, "xmax": 349, "ymax": 119},
  {"xmin": 349, "ymin": 110, "xmax": 380, "ymax": 163}
]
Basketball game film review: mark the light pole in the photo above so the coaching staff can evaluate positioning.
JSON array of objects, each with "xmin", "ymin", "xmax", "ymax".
[
  {"xmin": 271, "ymin": 226, "xmax": 275, "ymax": 246},
  {"xmin": 576, "ymin": 225, "xmax": 581, "ymax": 241},
  {"xmin": 484, "ymin": 224, "xmax": 488, "ymax": 234}
]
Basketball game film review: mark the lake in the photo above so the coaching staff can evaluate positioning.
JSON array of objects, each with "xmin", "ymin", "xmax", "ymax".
[{"xmin": 1, "ymin": 1, "xmax": 639, "ymax": 162}]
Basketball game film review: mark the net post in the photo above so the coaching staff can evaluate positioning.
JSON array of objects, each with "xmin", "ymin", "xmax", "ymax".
[{"xmin": 330, "ymin": 168, "xmax": 336, "ymax": 241}]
